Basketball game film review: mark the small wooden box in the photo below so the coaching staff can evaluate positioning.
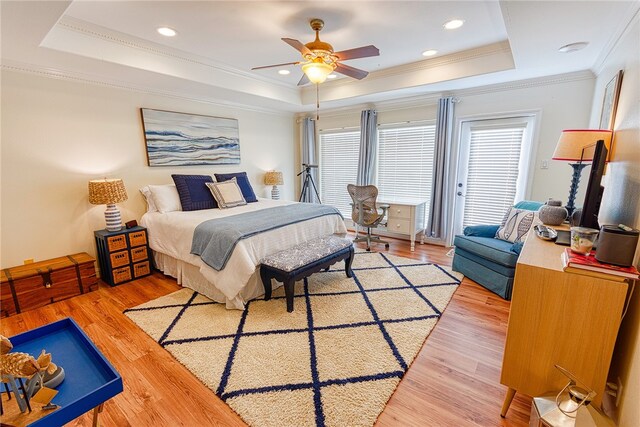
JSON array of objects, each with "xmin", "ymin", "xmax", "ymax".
[{"xmin": 0, "ymin": 253, "xmax": 98, "ymax": 318}]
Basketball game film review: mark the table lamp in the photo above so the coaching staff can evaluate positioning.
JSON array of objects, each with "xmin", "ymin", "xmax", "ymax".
[
  {"xmin": 264, "ymin": 171, "xmax": 284, "ymax": 200},
  {"xmin": 88, "ymin": 178, "xmax": 128, "ymax": 231},
  {"xmin": 552, "ymin": 129, "xmax": 612, "ymax": 215}
]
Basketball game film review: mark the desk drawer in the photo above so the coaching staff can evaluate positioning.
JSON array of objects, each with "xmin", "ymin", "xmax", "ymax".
[
  {"xmin": 388, "ymin": 204, "xmax": 411, "ymax": 220},
  {"xmin": 387, "ymin": 218, "xmax": 412, "ymax": 234}
]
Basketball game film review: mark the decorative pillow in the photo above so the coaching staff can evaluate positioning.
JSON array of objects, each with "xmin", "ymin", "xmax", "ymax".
[
  {"xmin": 214, "ymin": 172, "xmax": 257, "ymax": 203},
  {"xmin": 495, "ymin": 207, "xmax": 537, "ymax": 243},
  {"xmin": 139, "ymin": 186, "xmax": 158, "ymax": 213},
  {"xmin": 171, "ymin": 174, "xmax": 217, "ymax": 211},
  {"xmin": 148, "ymin": 184, "xmax": 182, "ymax": 213},
  {"xmin": 206, "ymin": 178, "xmax": 247, "ymax": 209}
]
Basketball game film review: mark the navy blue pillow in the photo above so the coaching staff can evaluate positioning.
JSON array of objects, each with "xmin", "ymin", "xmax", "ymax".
[
  {"xmin": 214, "ymin": 172, "xmax": 257, "ymax": 203},
  {"xmin": 171, "ymin": 174, "xmax": 217, "ymax": 211}
]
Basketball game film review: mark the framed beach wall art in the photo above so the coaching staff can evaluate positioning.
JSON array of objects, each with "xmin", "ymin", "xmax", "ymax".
[
  {"xmin": 598, "ymin": 70, "xmax": 623, "ymax": 130},
  {"xmin": 140, "ymin": 108, "xmax": 240, "ymax": 166}
]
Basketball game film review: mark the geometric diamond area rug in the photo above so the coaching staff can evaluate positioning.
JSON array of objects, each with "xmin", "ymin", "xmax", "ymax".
[{"xmin": 124, "ymin": 251, "xmax": 463, "ymax": 427}]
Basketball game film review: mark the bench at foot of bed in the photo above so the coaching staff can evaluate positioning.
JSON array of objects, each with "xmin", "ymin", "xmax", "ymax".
[{"xmin": 260, "ymin": 235, "xmax": 354, "ymax": 312}]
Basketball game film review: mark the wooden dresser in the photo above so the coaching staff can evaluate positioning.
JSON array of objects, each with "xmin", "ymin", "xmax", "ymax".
[
  {"xmin": 500, "ymin": 232, "xmax": 628, "ymax": 416},
  {"xmin": 94, "ymin": 226, "xmax": 152, "ymax": 286}
]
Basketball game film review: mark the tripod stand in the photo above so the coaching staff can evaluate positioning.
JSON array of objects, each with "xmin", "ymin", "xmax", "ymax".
[{"xmin": 298, "ymin": 164, "xmax": 321, "ymax": 203}]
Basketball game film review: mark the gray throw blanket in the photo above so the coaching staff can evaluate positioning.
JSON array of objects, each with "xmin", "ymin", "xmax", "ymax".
[{"xmin": 191, "ymin": 204, "xmax": 343, "ymax": 271}]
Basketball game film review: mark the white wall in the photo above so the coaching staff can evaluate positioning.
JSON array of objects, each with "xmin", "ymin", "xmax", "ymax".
[
  {"xmin": 0, "ymin": 70, "xmax": 295, "ymax": 268},
  {"xmin": 589, "ymin": 14, "xmax": 640, "ymax": 427}
]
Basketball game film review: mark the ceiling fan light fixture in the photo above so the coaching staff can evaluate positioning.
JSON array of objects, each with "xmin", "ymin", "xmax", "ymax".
[
  {"xmin": 157, "ymin": 27, "xmax": 177, "ymax": 37},
  {"xmin": 443, "ymin": 19, "xmax": 465, "ymax": 30},
  {"xmin": 278, "ymin": 69, "xmax": 291, "ymax": 75},
  {"xmin": 327, "ymin": 74, "xmax": 337, "ymax": 79},
  {"xmin": 422, "ymin": 49, "xmax": 438, "ymax": 57},
  {"xmin": 302, "ymin": 61, "xmax": 334, "ymax": 84}
]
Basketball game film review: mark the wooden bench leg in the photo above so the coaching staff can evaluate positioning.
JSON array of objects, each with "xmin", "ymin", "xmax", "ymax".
[
  {"xmin": 284, "ymin": 279, "xmax": 295, "ymax": 312},
  {"xmin": 345, "ymin": 247, "xmax": 354, "ymax": 278},
  {"xmin": 260, "ymin": 267, "xmax": 272, "ymax": 300}
]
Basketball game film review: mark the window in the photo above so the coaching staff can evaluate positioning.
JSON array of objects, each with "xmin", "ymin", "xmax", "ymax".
[
  {"xmin": 319, "ymin": 130, "xmax": 360, "ymax": 217},
  {"xmin": 458, "ymin": 117, "xmax": 534, "ymax": 228},
  {"xmin": 377, "ymin": 124, "xmax": 436, "ymax": 222}
]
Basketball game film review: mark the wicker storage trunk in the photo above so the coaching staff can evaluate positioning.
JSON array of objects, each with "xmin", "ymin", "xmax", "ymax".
[{"xmin": 0, "ymin": 253, "xmax": 98, "ymax": 317}]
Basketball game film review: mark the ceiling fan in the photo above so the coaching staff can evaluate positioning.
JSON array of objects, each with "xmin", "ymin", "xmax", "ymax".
[{"xmin": 252, "ymin": 18, "xmax": 380, "ymax": 86}]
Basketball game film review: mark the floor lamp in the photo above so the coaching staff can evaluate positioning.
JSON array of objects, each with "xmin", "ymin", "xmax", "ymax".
[{"xmin": 552, "ymin": 129, "xmax": 612, "ymax": 216}]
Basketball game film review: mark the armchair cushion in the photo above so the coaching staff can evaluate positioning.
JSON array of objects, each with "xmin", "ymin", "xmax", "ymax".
[
  {"xmin": 453, "ymin": 235, "xmax": 519, "ymax": 268},
  {"xmin": 463, "ymin": 224, "xmax": 500, "ymax": 238}
]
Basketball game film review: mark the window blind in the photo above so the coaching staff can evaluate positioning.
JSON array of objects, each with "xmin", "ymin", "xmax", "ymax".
[
  {"xmin": 377, "ymin": 125, "xmax": 436, "ymax": 223},
  {"xmin": 319, "ymin": 130, "xmax": 360, "ymax": 217},
  {"xmin": 462, "ymin": 126, "xmax": 526, "ymax": 227}
]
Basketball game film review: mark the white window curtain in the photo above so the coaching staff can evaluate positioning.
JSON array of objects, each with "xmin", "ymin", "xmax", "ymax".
[
  {"xmin": 300, "ymin": 117, "xmax": 319, "ymax": 203},
  {"xmin": 377, "ymin": 124, "xmax": 436, "ymax": 223},
  {"xmin": 357, "ymin": 109, "xmax": 378, "ymax": 185},
  {"xmin": 319, "ymin": 130, "xmax": 360, "ymax": 217},
  {"xmin": 426, "ymin": 97, "xmax": 455, "ymax": 239}
]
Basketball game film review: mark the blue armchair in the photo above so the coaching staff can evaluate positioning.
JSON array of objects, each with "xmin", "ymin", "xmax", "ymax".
[{"xmin": 451, "ymin": 201, "xmax": 543, "ymax": 300}]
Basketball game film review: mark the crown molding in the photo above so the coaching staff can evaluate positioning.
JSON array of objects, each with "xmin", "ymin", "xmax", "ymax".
[
  {"xmin": 1, "ymin": 61, "xmax": 294, "ymax": 117},
  {"xmin": 307, "ymin": 69, "xmax": 594, "ymax": 120},
  {"xmin": 56, "ymin": 16, "xmax": 295, "ymax": 91}
]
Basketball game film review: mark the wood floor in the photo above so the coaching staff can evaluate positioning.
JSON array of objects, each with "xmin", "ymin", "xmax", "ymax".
[{"xmin": 0, "ymin": 237, "xmax": 532, "ymax": 426}]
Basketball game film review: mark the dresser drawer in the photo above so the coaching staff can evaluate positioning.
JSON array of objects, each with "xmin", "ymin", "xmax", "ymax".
[
  {"xmin": 106, "ymin": 234, "xmax": 127, "ymax": 252},
  {"xmin": 388, "ymin": 204, "xmax": 412, "ymax": 220},
  {"xmin": 128, "ymin": 230, "xmax": 147, "ymax": 247},
  {"xmin": 130, "ymin": 246, "xmax": 148, "ymax": 263},
  {"xmin": 387, "ymin": 218, "xmax": 412, "ymax": 234}
]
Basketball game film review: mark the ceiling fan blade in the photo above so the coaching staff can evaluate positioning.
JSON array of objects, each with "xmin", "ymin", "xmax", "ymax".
[
  {"xmin": 297, "ymin": 74, "xmax": 310, "ymax": 86},
  {"xmin": 335, "ymin": 63, "xmax": 369, "ymax": 80},
  {"xmin": 252, "ymin": 61, "xmax": 300, "ymax": 70},
  {"xmin": 334, "ymin": 45, "xmax": 380, "ymax": 61},
  {"xmin": 282, "ymin": 38, "xmax": 312, "ymax": 56}
]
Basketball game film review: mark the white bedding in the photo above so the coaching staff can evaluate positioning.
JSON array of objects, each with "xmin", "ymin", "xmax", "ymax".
[{"xmin": 141, "ymin": 198, "xmax": 347, "ymax": 309}]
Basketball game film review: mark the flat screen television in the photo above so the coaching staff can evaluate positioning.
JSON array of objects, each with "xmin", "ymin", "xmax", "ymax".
[{"xmin": 579, "ymin": 139, "xmax": 608, "ymax": 229}]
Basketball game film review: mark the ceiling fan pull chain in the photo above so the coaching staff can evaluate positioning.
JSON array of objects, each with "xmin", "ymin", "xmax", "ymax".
[{"xmin": 316, "ymin": 83, "xmax": 320, "ymax": 120}]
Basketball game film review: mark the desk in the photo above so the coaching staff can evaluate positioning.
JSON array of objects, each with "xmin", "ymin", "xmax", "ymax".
[
  {"xmin": 378, "ymin": 198, "xmax": 428, "ymax": 251},
  {"xmin": 1, "ymin": 318, "xmax": 123, "ymax": 426},
  {"xmin": 499, "ymin": 232, "xmax": 628, "ymax": 416}
]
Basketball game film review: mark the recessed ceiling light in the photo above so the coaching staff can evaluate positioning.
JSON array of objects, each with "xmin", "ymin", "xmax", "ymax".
[
  {"xmin": 327, "ymin": 74, "xmax": 337, "ymax": 79},
  {"xmin": 443, "ymin": 19, "xmax": 465, "ymax": 30},
  {"xmin": 558, "ymin": 42, "xmax": 589, "ymax": 53},
  {"xmin": 278, "ymin": 69, "xmax": 291, "ymax": 75},
  {"xmin": 157, "ymin": 27, "xmax": 177, "ymax": 37},
  {"xmin": 422, "ymin": 49, "xmax": 438, "ymax": 57}
]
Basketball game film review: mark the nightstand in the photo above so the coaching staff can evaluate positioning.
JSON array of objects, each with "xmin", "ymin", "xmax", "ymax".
[{"xmin": 94, "ymin": 226, "xmax": 152, "ymax": 286}]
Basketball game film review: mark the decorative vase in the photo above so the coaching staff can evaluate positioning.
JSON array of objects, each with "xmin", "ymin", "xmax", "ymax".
[{"xmin": 539, "ymin": 199, "xmax": 568, "ymax": 226}]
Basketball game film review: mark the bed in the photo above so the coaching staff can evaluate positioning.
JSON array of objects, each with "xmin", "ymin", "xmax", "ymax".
[{"xmin": 141, "ymin": 198, "xmax": 347, "ymax": 309}]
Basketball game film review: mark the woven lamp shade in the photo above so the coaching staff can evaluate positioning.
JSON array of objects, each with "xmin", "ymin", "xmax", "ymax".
[
  {"xmin": 264, "ymin": 171, "xmax": 284, "ymax": 186},
  {"xmin": 552, "ymin": 129, "xmax": 613, "ymax": 161},
  {"xmin": 88, "ymin": 179, "xmax": 128, "ymax": 205}
]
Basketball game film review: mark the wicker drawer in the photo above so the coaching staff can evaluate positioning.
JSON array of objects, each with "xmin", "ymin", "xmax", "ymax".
[
  {"xmin": 110, "ymin": 250, "xmax": 130, "ymax": 268},
  {"xmin": 130, "ymin": 246, "xmax": 148, "ymax": 263},
  {"xmin": 128, "ymin": 230, "xmax": 147, "ymax": 247},
  {"xmin": 112, "ymin": 266, "xmax": 132, "ymax": 285},
  {"xmin": 106, "ymin": 234, "xmax": 127, "ymax": 252},
  {"xmin": 133, "ymin": 261, "xmax": 151, "ymax": 278}
]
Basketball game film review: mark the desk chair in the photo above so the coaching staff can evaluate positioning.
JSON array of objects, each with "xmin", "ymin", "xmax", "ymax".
[{"xmin": 347, "ymin": 184, "xmax": 390, "ymax": 251}]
